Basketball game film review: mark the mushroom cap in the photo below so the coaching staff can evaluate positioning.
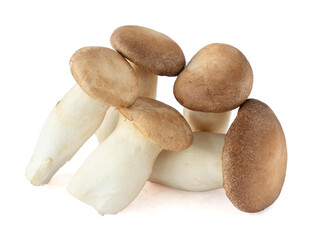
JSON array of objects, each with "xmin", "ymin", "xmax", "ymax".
[
  {"xmin": 118, "ymin": 97, "xmax": 193, "ymax": 151},
  {"xmin": 222, "ymin": 99, "xmax": 287, "ymax": 212},
  {"xmin": 110, "ymin": 25, "xmax": 185, "ymax": 76},
  {"xmin": 173, "ymin": 43, "xmax": 253, "ymax": 113},
  {"xmin": 70, "ymin": 46, "xmax": 138, "ymax": 107}
]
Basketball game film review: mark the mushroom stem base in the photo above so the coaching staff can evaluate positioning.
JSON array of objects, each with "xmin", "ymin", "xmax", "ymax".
[{"xmin": 26, "ymin": 84, "xmax": 108, "ymax": 185}]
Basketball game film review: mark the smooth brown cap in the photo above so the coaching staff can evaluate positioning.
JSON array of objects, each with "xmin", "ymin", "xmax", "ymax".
[
  {"xmin": 222, "ymin": 99, "xmax": 287, "ymax": 212},
  {"xmin": 110, "ymin": 25, "xmax": 185, "ymax": 76},
  {"xmin": 118, "ymin": 97, "xmax": 193, "ymax": 151},
  {"xmin": 70, "ymin": 46, "xmax": 138, "ymax": 107},
  {"xmin": 174, "ymin": 43, "xmax": 253, "ymax": 113}
]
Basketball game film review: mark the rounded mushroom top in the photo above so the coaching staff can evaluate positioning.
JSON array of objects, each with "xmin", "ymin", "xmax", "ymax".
[
  {"xmin": 222, "ymin": 99, "xmax": 287, "ymax": 212},
  {"xmin": 173, "ymin": 43, "xmax": 253, "ymax": 113},
  {"xmin": 110, "ymin": 25, "xmax": 185, "ymax": 76},
  {"xmin": 70, "ymin": 46, "xmax": 138, "ymax": 107},
  {"xmin": 118, "ymin": 97, "xmax": 193, "ymax": 151}
]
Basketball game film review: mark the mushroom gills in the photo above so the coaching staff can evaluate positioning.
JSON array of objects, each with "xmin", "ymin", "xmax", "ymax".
[
  {"xmin": 26, "ymin": 84, "xmax": 108, "ymax": 185},
  {"xmin": 67, "ymin": 114, "xmax": 162, "ymax": 215}
]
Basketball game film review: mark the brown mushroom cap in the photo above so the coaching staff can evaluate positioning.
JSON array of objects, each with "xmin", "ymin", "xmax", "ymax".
[
  {"xmin": 110, "ymin": 25, "xmax": 185, "ymax": 76},
  {"xmin": 70, "ymin": 46, "xmax": 138, "ymax": 107},
  {"xmin": 222, "ymin": 99, "xmax": 287, "ymax": 212},
  {"xmin": 173, "ymin": 43, "xmax": 253, "ymax": 113},
  {"xmin": 118, "ymin": 97, "xmax": 193, "ymax": 151}
]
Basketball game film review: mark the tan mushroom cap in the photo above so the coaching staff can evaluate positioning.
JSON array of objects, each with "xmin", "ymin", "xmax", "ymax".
[
  {"xmin": 70, "ymin": 46, "xmax": 138, "ymax": 107},
  {"xmin": 110, "ymin": 25, "xmax": 185, "ymax": 76},
  {"xmin": 222, "ymin": 99, "xmax": 287, "ymax": 212},
  {"xmin": 118, "ymin": 97, "xmax": 193, "ymax": 151},
  {"xmin": 173, "ymin": 43, "xmax": 253, "ymax": 113}
]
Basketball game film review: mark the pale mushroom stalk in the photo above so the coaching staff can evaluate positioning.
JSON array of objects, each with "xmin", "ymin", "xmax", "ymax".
[
  {"xmin": 183, "ymin": 108, "xmax": 232, "ymax": 134},
  {"xmin": 96, "ymin": 62, "xmax": 157, "ymax": 143},
  {"xmin": 130, "ymin": 62, "xmax": 157, "ymax": 99},
  {"xmin": 68, "ymin": 97, "xmax": 192, "ymax": 215},
  {"xmin": 26, "ymin": 84, "xmax": 108, "ymax": 185},
  {"xmin": 68, "ymin": 115, "xmax": 161, "ymax": 214},
  {"xmin": 95, "ymin": 107, "xmax": 119, "ymax": 143},
  {"xmin": 149, "ymin": 132, "xmax": 225, "ymax": 191}
]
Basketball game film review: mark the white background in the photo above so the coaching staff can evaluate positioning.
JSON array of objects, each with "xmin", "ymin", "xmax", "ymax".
[{"xmin": 1, "ymin": 0, "xmax": 322, "ymax": 239}]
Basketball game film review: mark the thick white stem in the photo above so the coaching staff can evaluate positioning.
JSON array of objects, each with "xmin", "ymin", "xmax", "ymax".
[
  {"xmin": 149, "ymin": 132, "xmax": 225, "ymax": 191},
  {"xmin": 67, "ymin": 114, "xmax": 162, "ymax": 215},
  {"xmin": 96, "ymin": 63, "xmax": 157, "ymax": 144},
  {"xmin": 183, "ymin": 108, "xmax": 231, "ymax": 134},
  {"xmin": 96, "ymin": 107, "xmax": 119, "ymax": 143},
  {"xmin": 130, "ymin": 62, "xmax": 157, "ymax": 99},
  {"xmin": 26, "ymin": 84, "xmax": 108, "ymax": 186}
]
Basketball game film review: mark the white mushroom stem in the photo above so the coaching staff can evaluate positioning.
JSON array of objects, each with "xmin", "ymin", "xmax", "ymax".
[
  {"xmin": 149, "ymin": 132, "xmax": 225, "ymax": 191},
  {"xmin": 67, "ymin": 114, "xmax": 162, "ymax": 215},
  {"xmin": 96, "ymin": 62, "xmax": 157, "ymax": 143},
  {"xmin": 130, "ymin": 62, "xmax": 157, "ymax": 99},
  {"xmin": 96, "ymin": 107, "xmax": 119, "ymax": 142},
  {"xmin": 183, "ymin": 108, "xmax": 232, "ymax": 134},
  {"xmin": 26, "ymin": 84, "xmax": 108, "ymax": 186}
]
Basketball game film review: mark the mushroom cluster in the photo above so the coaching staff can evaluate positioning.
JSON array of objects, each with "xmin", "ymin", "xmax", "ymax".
[{"xmin": 26, "ymin": 25, "xmax": 287, "ymax": 214}]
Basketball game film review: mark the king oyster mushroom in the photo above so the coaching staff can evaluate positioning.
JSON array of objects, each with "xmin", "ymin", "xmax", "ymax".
[
  {"xmin": 26, "ymin": 47, "xmax": 138, "ymax": 185},
  {"xmin": 67, "ymin": 97, "xmax": 193, "ymax": 215},
  {"xmin": 174, "ymin": 43, "xmax": 253, "ymax": 134},
  {"xmin": 150, "ymin": 99, "xmax": 287, "ymax": 213}
]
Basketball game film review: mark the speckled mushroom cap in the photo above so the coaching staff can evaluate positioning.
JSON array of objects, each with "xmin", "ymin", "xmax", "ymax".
[
  {"xmin": 173, "ymin": 43, "xmax": 253, "ymax": 113},
  {"xmin": 70, "ymin": 46, "xmax": 138, "ymax": 107},
  {"xmin": 222, "ymin": 99, "xmax": 287, "ymax": 212},
  {"xmin": 118, "ymin": 97, "xmax": 193, "ymax": 151},
  {"xmin": 110, "ymin": 25, "xmax": 185, "ymax": 76}
]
